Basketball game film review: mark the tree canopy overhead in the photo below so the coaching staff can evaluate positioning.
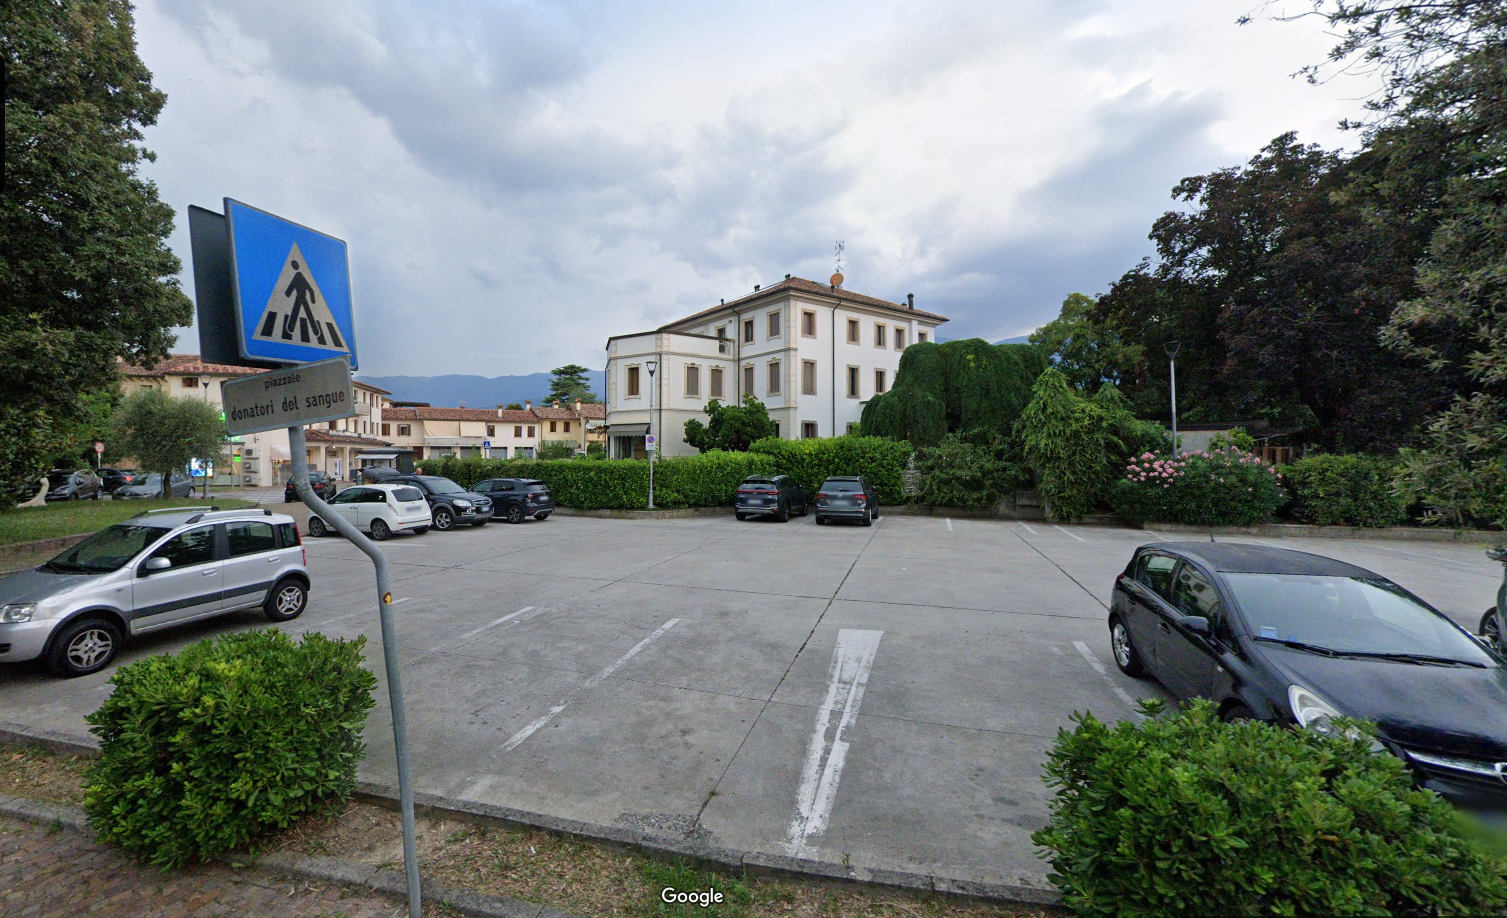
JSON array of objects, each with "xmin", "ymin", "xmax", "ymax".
[
  {"xmin": 546, "ymin": 364, "xmax": 598, "ymax": 404},
  {"xmin": 860, "ymin": 339, "xmax": 1046, "ymax": 448}
]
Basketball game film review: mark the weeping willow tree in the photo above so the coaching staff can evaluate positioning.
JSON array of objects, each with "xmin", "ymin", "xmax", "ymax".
[{"xmin": 861, "ymin": 339, "xmax": 1045, "ymax": 447}]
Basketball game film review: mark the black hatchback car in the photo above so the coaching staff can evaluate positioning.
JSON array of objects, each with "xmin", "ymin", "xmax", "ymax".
[
  {"xmin": 814, "ymin": 476, "xmax": 878, "ymax": 526},
  {"xmin": 1109, "ymin": 542, "xmax": 1507, "ymax": 808},
  {"xmin": 735, "ymin": 475, "xmax": 808, "ymax": 522},
  {"xmin": 387, "ymin": 475, "xmax": 494, "ymax": 530},
  {"xmin": 45, "ymin": 469, "xmax": 103, "ymax": 501},
  {"xmin": 471, "ymin": 478, "xmax": 555, "ymax": 523},
  {"xmin": 284, "ymin": 471, "xmax": 337, "ymax": 503},
  {"xmin": 97, "ymin": 468, "xmax": 143, "ymax": 494}
]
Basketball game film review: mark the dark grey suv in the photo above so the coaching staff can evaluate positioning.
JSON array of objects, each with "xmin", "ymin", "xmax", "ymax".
[
  {"xmin": 735, "ymin": 476, "xmax": 808, "ymax": 522},
  {"xmin": 387, "ymin": 475, "xmax": 494, "ymax": 530},
  {"xmin": 814, "ymin": 476, "xmax": 879, "ymax": 526}
]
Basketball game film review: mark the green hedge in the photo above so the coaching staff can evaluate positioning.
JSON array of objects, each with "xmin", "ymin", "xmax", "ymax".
[
  {"xmin": 84, "ymin": 630, "xmax": 377, "ymax": 868},
  {"xmin": 860, "ymin": 339, "xmax": 1044, "ymax": 447},
  {"xmin": 1034, "ymin": 700, "xmax": 1507, "ymax": 917},
  {"xmin": 424, "ymin": 451, "xmax": 777, "ymax": 509},
  {"xmin": 748, "ymin": 436, "xmax": 910, "ymax": 504},
  {"xmin": 1111, "ymin": 447, "xmax": 1286, "ymax": 526},
  {"xmin": 1282, "ymin": 453, "xmax": 1409, "ymax": 528}
]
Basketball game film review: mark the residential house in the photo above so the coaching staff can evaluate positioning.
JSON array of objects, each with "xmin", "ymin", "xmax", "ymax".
[
  {"xmin": 603, "ymin": 276, "xmax": 946, "ymax": 458},
  {"xmin": 383, "ymin": 405, "xmax": 543, "ymax": 461},
  {"xmin": 533, "ymin": 399, "xmax": 604, "ymax": 452}
]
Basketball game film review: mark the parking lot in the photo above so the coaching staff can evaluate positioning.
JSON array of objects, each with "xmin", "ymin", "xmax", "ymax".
[{"xmin": 0, "ymin": 512, "xmax": 1500, "ymax": 889}]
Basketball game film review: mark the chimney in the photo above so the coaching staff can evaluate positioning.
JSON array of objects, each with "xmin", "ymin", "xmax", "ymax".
[
  {"xmin": 524, "ymin": 399, "xmax": 531, "ymax": 410},
  {"xmin": 907, "ymin": 293, "xmax": 914, "ymax": 310},
  {"xmin": 497, "ymin": 406, "xmax": 504, "ymax": 417},
  {"xmin": 553, "ymin": 400, "xmax": 560, "ymax": 408},
  {"xmin": 754, "ymin": 284, "xmax": 760, "ymax": 292},
  {"xmin": 574, "ymin": 398, "xmax": 582, "ymax": 411}
]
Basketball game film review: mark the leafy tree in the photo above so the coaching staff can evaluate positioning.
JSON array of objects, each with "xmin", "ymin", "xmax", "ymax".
[
  {"xmin": 1018, "ymin": 369, "xmax": 1122, "ymax": 520},
  {"xmin": 1029, "ymin": 293, "xmax": 1143, "ymax": 392},
  {"xmin": 1, "ymin": 0, "xmax": 193, "ymax": 505},
  {"xmin": 546, "ymin": 364, "xmax": 598, "ymax": 404},
  {"xmin": 110, "ymin": 389, "xmax": 226, "ymax": 497},
  {"xmin": 861, "ymin": 339, "xmax": 1045, "ymax": 447},
  {"xmin": 535, "ymin": 440, "xmax": 577, "ymax": 460},
  {"xmin": 683, "ymin": 396, "xmax": 776, "ymax": 452},
  {"xmin": 504, "ymin": 402, "xmax": 524, "ymax": 411}
]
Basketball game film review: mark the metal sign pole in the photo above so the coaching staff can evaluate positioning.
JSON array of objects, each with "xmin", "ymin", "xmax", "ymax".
[{"xmin": 289, "ymin": 425, "xmax": 420, "ymax": 918}]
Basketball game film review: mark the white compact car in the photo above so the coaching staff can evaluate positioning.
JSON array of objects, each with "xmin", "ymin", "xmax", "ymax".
[{"xmin": 308, "ymin": 483, "xmax": 431, "ymax": 541}]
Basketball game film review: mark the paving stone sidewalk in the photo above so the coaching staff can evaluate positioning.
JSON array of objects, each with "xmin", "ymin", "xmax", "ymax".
[{"xmin": 1, "ymin": 817, "xmax": 409, "ymax": 918}]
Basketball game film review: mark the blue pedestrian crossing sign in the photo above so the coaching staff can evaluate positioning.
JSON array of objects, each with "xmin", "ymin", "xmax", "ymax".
[{"xmin": 225, "ymin": 199, "xmax": 358, "ymax": 369}]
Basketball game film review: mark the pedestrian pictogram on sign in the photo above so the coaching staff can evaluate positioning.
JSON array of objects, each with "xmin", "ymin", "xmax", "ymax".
[{"xmin": 251, "ymin": 243, "xmax": 348, "ymax": 353}]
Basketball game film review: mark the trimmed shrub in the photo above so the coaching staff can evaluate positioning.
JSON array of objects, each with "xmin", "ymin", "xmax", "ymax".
[
  {"xmin": 84, "ymin": 630, "xmax": 377, "ymax": 868},
  {"xmin": 1019, "ymin": 369, "xmax": 1122, "ymax": 520},
  {"xmin": 1111, "ymin": 447, "xmax": 1286, "ymax": 526},
  {"xmin": 536, "ymin": 440, "xmax": 578, "ymax": 460},
  {"xmin": 912, "ymin": 434, "xmax": 1028, "ymax": 509},
  {"xmin": 1282, "ymin": 453, "xmax": 1409, "ymax": 527},
  {"xmin": 1033, "ymin": 700, "xmax": 1507, "ymax": 917},
  {"xmin": 861, "ymin": 339, "xmax": 1045, "ymax": 447},
  {"xmin": 749, "ymin": 436, "xmax": 910, "ymax": 504},
  {"xmin": 426, "ymin": 451, "xmax": 777, "ymax": 509}
]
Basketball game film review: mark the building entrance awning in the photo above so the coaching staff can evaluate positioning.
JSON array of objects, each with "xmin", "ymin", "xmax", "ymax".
[
  {"xmin": 354, "ymin": 449, "xmax": 403, "ymax": 459},
  {"xmin": 606, "ymin": 424, "xmax": 649, "ymax": 436}
]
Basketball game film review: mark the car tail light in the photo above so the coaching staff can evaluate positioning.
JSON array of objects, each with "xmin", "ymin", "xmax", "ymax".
[
  {"xmin": 816, "ymin": 494, "xmax": 828, "ymax": 504},
  {"xmin": 855, "ymin": 493, "xmax": 866, "ymax": 501},
  {"xmin": 772, "ymin": 491, "xmax": 782, "ymax": 496},
  {"xmin": 738, "ymin": 488, "xmax": 753, "ymax": 494}
]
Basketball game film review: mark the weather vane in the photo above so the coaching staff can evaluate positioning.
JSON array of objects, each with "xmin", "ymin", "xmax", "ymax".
[{"xmin": 831, "ymin": 240, "xmax": 845, "ymax": 288}]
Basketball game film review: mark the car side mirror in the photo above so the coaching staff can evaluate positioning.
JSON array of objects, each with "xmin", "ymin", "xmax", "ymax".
[
  {"xmin": 143, "ymin": 557, "xmax": 171, "ymax": 573},
  {"xmin": 1180, "ymin": 615, "xmax": 1210, "ymax": 635}
]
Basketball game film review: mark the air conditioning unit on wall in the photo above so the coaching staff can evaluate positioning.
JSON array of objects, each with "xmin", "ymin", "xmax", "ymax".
[{"xmin": 241, "ymin": 447, "xmax": 259, "ymax": 459}]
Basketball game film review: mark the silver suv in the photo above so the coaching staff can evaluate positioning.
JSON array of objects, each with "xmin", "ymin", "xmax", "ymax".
[{"xmin": 0, "ymin": 507, "xmax": 310, "ymax": 677}]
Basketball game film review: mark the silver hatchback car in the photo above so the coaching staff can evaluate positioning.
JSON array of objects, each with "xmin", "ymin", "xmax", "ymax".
[{"xmin": 0, "ymin": 507, "xmax": 310, "ymax": 677}]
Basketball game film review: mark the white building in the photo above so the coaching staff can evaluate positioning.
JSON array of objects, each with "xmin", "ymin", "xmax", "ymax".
[{"xmin": 604, "ymin": 276, "xmax": 947, "ymax": 458}]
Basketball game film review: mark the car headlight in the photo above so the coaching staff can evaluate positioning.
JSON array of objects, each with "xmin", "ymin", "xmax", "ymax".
[
  {"xmin": 1288, "ymin": 684, "xmax": 1383, "ymax": 750},
  {"xmin": 1, "ymin": 603, "xmax": 36, "ymax": 623},
  {"xmin": 452, "ymin": 499, "xmax": 472, "ymax": 507}
]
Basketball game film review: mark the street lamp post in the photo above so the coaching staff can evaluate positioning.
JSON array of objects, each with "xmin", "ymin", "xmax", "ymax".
[
  {"xmin": 1165, "ymin": 341, "xmax": 1181, "ymax": 454},
  {"xmin": 645, "ymin": 359, "xmax": 658, "ymax": 509}
]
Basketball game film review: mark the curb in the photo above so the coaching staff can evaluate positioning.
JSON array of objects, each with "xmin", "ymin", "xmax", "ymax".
[
  {"xmin": 1147, "ymin": 521, "xmax": 1504, "ymax": 544},
  {"xmin": 0, "ymin": 722, "xmax": 1060, "ymax": 907},
  {"xmin": 0, "ymin": 533, "xmax": 91, "ymax": 563},
  {"xmin": 551, "ymin": 506, "xmax": 732, "ymax": 520},
  {"xmin": 0, "ymin": 793, "xmax": 580, "ymax": 918}
]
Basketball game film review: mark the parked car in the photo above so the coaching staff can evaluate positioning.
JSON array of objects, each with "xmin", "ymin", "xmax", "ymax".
[
  {"xmin": 0, "ymin": 507, "xmax": 308, "ymax": 677},
  {"xmin": 814, "ymin": 476, "xmax": 878, "ymax": 526},
  {"xmin": 284, "ymin": 470, "xmax": 337, "ymax": 503},
  {"xmin": 97, "ymin": 468, "xmax": 143, "ymax": 494},
  {"xmin": 44, "ymin": 469, "xmax": 103, "ymax": 502},
  {"xmin": 114, "ymin": 471, "xmax": 194, "ymax": 500},
  {"xmin": 307, "ymin": 484, "xmax": 432, "ymax": 541},
  {"xmin": 386, "ymin": 475, "xmax": 493, "ymax": 530},
  {"xmin": 355, "ymin": 466, "xmax": 402, "ymax": 484},
  {"xmin": 1108, "ymin": 542, "xmax": 1507, "ymax": 809},
  {"xmin": 470, "ymin": 478, "xmax": 555, "ymax": 523},
  {"xmin": 734, "ymin": 475, "xmax": 808, "ymax": 522}
]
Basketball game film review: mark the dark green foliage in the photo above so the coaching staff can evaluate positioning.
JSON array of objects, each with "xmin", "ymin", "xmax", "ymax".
[
  {"xmin": 1092, "ymin": 384, "xmax": 1170, "ymax": 466},
  {"xmin": 1394, "ymin": 395, "xmax": 1507, "ymax": 529},
  {"xmin": 911, "ymin": 435, "xmax": 1024, "ymax": 509},
  {"xmin": 83, "ymin": 630, "xmax": 377, "ymax": 868},
  {"xmin": 1, "ymin": 0, "xmax": 193, "ymax": 504},
  {"xmin": 1030, "ymin": 293, "xmax": 1143, "ymax": 391},
  {"xmin": 860, "ymin": 339, "xmax": 1045, "ymax": 447},
  {"xmin": 545, "ymin": 364, "xmax": 598, "ymax": 404},
  {"xmin": 535, "ymin": 440, "xmax": 578, "ymax": 460},
  {"xmin": 427, "ymin": 451, "xmax": 777, "ymax": 509},
  {"xmin": 684, "ymin": 396, "xmax": 778, "ymax": 453},
  {"xmin": 1282, "ymin": 454, "xmax": 1409, "ymax": 528},
  {"xmin": 1019, "ymin": 370, "xmax": 1122, "ymax": 520},
  {"xmin": 1033, "ymin": 699, "xmax": 1507, "ymax": 918},
  {"xmin": 1112, "ymin": 448, "xmax": 1287, "ymax": 527},
  {"xmin": 110, "ymin": 389, "xmax": 227, "ymax": 496},
  {"xmin": 748, "ymin": 436, "xmax": 911, "ymax": 504}
]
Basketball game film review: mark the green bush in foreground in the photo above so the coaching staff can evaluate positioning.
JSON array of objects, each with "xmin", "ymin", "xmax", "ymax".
[
  {"xmin": 1111, "ymin": 447, "xmax": 1285, "ymax": 526},
  {"xmin": 84, "ymin": 630, "xmax": 377, "ymax": 868},
  {"xmin": 1282, "ymin": 453, "xmax": 1409, "ymax": 528},
  {"xmin": 427, "ymin": 451, "xmax": 777, "ymax": 509},
  {"xmin": 1033, "ymin": 700, "xmax": 1507, "ymax": 917}
]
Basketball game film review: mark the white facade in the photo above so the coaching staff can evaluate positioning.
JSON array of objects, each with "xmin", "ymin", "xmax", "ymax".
[{"xmin": 604, "ymin": 279, "xmax": 946, "ymax": 458}]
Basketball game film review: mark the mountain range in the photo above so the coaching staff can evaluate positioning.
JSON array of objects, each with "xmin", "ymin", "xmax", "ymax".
[{"xmin": 355, "ymin": 371, "xmax": 605, "ymax": 409}]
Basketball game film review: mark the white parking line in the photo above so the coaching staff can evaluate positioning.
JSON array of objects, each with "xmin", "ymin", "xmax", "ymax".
[
  {"xmin": 435, "ymin": 606, "xmax": 534, "ymax": 652},
  {"xmin": 785, "ymin": 629, "xmax": 883, "ymax": 858},
  {"xmin": 946, "ymin": 518, "xmax": 953, "ymax": 532},
  {"xmin": 319, "ymin": 597, "xmax": 409, "ymax": 626},
  {"xmin": 1072, "ymin": 640, "xmax": 1144, "ymax": 720},
  {"xmin": 1365, "ymin": 544, "xmax": 1487, "ymax": 570},
  {"xmin": 1053, "ymin": 525, "xmax": 1088, "ymax": 543},
  {"xmin": 500, "ymin": 618, "xmax": 680, "ymax": 753},
  {"xmin": 1018, "ymin": 522, "xmax": 1038, "ymax": 535}
]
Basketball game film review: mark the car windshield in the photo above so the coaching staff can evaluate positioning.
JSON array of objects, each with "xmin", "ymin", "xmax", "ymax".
[
  {"xmin": 136, "ymin": 474, "xmax": 163, "ymax": 487},
  {"xmin": 391, "ymin": 487, "xmax": 424, "ymax": 502},
  {"xmin": 822, "ymin": 482, "xmax": 861, "ymax": 493},
  {"xmin": 45, "ymin": 524, "xmax": 168, "ymax": 574},
  {"xmin": 47, "ymin": 471, "xmax": 73, "ymax": 486},
  {"xmin": 526, "ymin": 483, "xmax": 549, "ymax": 492},
  {"xmin": 1226, "ymin": 574, "xmax": 1494, "ymax": 665},
  {"xmin": 743, "ymin": 480, "xmax": 776, "ymax": 490},
  {"xmin": 421, "ymin": 477, "xmax": 468, "ymax": 494}
]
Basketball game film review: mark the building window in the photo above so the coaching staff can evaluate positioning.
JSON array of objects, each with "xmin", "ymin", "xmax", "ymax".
[
  {"xmin": 527, "ymin": 426, "xmax": 535, "ymax": 437},
  {"xmin": 564, "ymin": 421, "xmax": 571, "ymax": 433},
  {"xmin": 685, "ymin": 365, "xmax": 700, "ymax": 397},
  {"xmin": 918, "ymin": 331, "xmax": 928, "ymax": 343},
  {"xmin": 874, "ymin": 324, "xmax": 886, "ymax": 348},
  {"xmin": 802, "ymin": 421, "xmax": 818, "ymax": 439},
  {"xmin": 875, "ymin": 369, "xmax": 887, "ymax": 393},
  {"xmin": 627, "ymin": 365, "xmax": 641, "ymax": 397},
  {"xmin": 801, "ymin": 360, "xmax": 817, "ymax": 395},
  {"xmin": 709, "ymin": 367, "xmax": 724, "ymax": 399},
  {"xmin": 487, "ymin": 424, "xmax": 495, "ymax": 437},
  {"xmin": 514, "ymin": 426, "xmax": 522, "ymax": 437},
  {"xmin": 767, "ymin": 361, "xmax": 781, "ymax": 395},
  {"xmin": 328, "ymin": 421, "xmax": 337, "ymax": 430},
  {"xmin": 382, "ymin": 423, "xmax": 390, "ymax": 436},
  {"xmin": 802, "ymin": 310, "xmax": 816, "ymax": 338},
  {"xmin": 774, "ymin": 422, "xmax": 780, "ymax": 438},
  {"xmin": 847, "ymin": 366, "xmax": 860, "ymax": 398},
  {"xmin": 398, "ymin": 424, "xmax": 411, "ymax": 436},
  {"xmin": 743, "ymin": 365, "xmax": 754, "ymax": 395},
  {"xmin": 847, "ymin": 318, "xmax": 859, "ymax": 343},
  {"xmin": 743, "ymin": 319, "xmax": 755, "ymax": 343},
  {"xmin": 895, "ymin": 327, "xmax": 905, "ymax": 349},
  {"xmin": 550, "ymin": 421, "xmax": 558, "ymax": 432},
  {"xmin": 767, "ymin": 310, "xmax": 781, "ymax": 339},
  {"xmin": 182, "ymin": 376, "xmax": 199, "ymax": 388},
  {"xmin": 716, "ymin": 325, "xmax": 727, "ymax": 339}
]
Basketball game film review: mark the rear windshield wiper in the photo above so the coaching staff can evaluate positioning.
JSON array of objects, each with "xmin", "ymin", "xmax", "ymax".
[{"xmin": 1332, "ymin": 651, "xmax": 1486, "ymax": 668}]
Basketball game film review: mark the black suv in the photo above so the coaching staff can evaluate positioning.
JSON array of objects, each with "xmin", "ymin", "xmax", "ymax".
[
  {"xmin": 471, "ymin": 479, "xmax": 555, "ymax": 523},
  {"xmin": 388, "ymin": 475, "xmax": 494, "ymax": 530},
  {"xmin": 98, "ymin": 468, "xmax": 143, "ymax": 494},
  {"xmin": 814, "ymin": 476, "xmax": 879, "ymax": 526},
  {"xmin": 45, "ymin": 469, "xmax": 103, "ymax": 501},
  {"xmin": 285, "ymin": 471, "xmax": 337, "ymax": 503},
  {"xmin": 735, "ymin": 475, "xmax": 808, "ymax": 522}
]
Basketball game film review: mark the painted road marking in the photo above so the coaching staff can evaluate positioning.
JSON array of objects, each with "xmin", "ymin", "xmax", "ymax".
[
  {"xmin": 319, "ymin": 596, "xmax": 410, "ymax": 626},
  {"xmin": 1018, "ymin": 522, "xmax": 1038, "ymax": 535},
  {"xmin": 1053, "ymin": 525, "xmax": 1088, "ymax": 543},
  {"xmin": 435, "ymin": 606, "xmax": 535, "ymax": 652},
  {"xmin": 785, "ymin": 628, "xmax": 883, "ymax": 858},
  {"xmin": 500, "ymin": 618, "xmax": 681, "ymax": 753},
  {"xmin": 1143, "ymin": 529, "xmax": 1167, "ymax": 541},
  {"xmin": 1072, "ymin": 640, "xmax": 1144, "ymax": 720},
  {"xmin": 946, "ymin": 518, "xmax": 953, "ymax": 532}
]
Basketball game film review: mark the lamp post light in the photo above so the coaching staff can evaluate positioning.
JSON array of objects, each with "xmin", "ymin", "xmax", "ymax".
[
  {"xmin": 645, "ymin": 359, "xmax": 658, "ymax": 509},
  {"xmin": 1165, "ymin": 341, "xmax": 1181, "ymax": 454}
]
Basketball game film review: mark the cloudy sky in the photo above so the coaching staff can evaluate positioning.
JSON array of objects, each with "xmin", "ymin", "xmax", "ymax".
[{"xmin": 137, "ymin": 0, "xmax": 1373, "ymax": 377}]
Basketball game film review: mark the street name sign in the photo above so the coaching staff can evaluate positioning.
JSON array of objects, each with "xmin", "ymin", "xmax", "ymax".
[{"xmin": 221, "ymin": 356, "xmax": 356, "ymax": 437}]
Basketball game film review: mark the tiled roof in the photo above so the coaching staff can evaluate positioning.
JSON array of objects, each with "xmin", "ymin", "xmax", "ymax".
[
  {"xmin": 118, "ymin": 354, "xmax": 265, "ymax": 378},
  {"xmin": 306, "ymin": 430, "xmax": 392, "ymax": 446},
  {"xmin": 533, "ymin": 404, "xmax": 576, "ymax": 420},
  {"xmin": 382, "ymin": 406, "xmax": 541, "ymax": 422},
  {"xmin": 354, "ymin": 379, "xmax": 392, "ymax": 395},
  {"xmin": 576, "ymin": 403, "xmax": 606, "ymax": 420},
  {"xmin": 384, "ymin": 406, "xmax": 419, "ymax": 420},
  {"xmin": 496, "ymin": 409, "xmax": 538, "ymax": 423},
  {"xmin": 660, "ymin": 277, "xmax": 948, "ymax": 331}
]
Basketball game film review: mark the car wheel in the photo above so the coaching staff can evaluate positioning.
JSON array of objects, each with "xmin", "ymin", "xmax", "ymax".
[
  {"xmin": 433, "ymin": 506, "xmax": 455, "ymax": 531},
  {"xmin": 264, "ymin": 578, "xmax": 307, "ymax": 622},
  {"xmin": 370, "ymin": 518, "xmax": 391, "ymax": 541},
  {"xmin": 1480, "ymin": 609, "xmax": 1503, "ymax": 653},
  {"xmin": 816, "ymin": 515, "xmax": 826, "ymax": 525},
  {"xmin": 47, "ymin": 617, "xmax": 121, "ymax": 677},
  {"xmin": 413, "ymin": 526, "xmax": 430, "ymax": 535},
  {"xmin": 1221, "ymin": 702, "xmax": 1258, "ymax": 724},
  {"xmin": 736, "ymin": 512, "xmax": 747, "ymax": 521},
  {"xmin": 1109, "ymin": 615, "xmax": 1146, "ymax": 677},
  {"xmin": 861, "ymin": 511, "xmax": 872, "ymax": 527},
  {"xmin": 506, "ymin": 504, "xmax": 525, "ymax": 524},
  {"xmin": 777, "ymin": 505, "xmax": 790, "ymax": 523},
  {"xmin": 284, "ymin": 494, "xmax": 294, "ymax": 503},
  {"xmin": 308, "ymin": 516, "xmax": 328, "ymax": 538},
  {"xmin": 798, "ymin": 502, "xmax": 809, "ymax": 517},
  {"xmin": 534, "ymin": 512, "xmax": 550, "ymax": 521}
]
